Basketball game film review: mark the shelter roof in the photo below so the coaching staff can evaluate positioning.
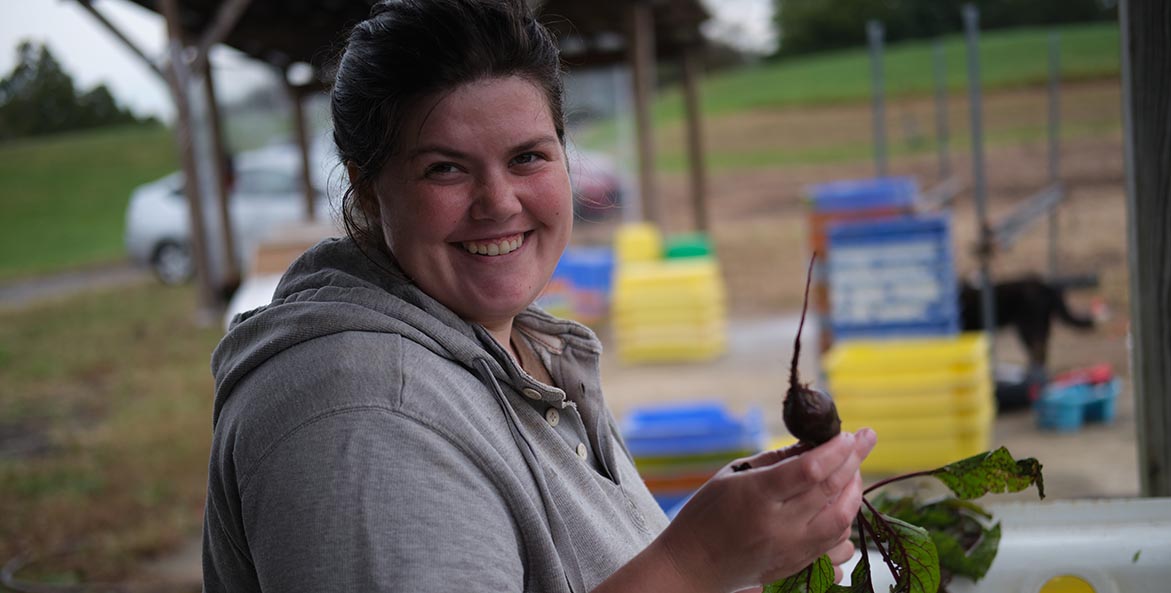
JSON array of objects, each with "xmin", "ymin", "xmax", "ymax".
[{"xmin": 121, "ymin": 0, "xmax": 709, "ymax": 78}]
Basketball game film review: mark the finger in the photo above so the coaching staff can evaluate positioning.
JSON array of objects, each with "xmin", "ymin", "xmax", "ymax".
[
  {"xmin": 757, "ymin": 432, "xmax": 857, "ymax": 499},
  {"xmin": 854, "ymin": 427, "xmax": 878, "ymax": 459},
  {"xmin": 805, "ymin": 471, "xmax": 864, "ymax": 543},
  {"xmin": 727, "ymin": 441, "xmax": 812, "ymax": 473},
  {"xmin": 826, "ymin": 535, "xmax": 855, "ymax": 566}
]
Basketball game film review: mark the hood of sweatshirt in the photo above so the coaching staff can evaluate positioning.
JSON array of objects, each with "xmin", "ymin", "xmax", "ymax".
[{"xmin": 209, "ymin": 236, "xmax": 598, "ymax": 427}]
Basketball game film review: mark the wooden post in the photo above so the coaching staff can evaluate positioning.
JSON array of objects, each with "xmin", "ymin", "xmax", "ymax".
[
  {"xmin": 286, "ymin": 77, "xmax": 317, "ymax": 222},
  {"xmin": 629, "ymin": 1, "xmax": 658, "ymax": 227},
  {"xmin": 203, "ymin": 58, "xmax": 239, "ymax": 287},
  {"xmin": 193, "ymin": 0, "xmax": 255, "ymax": 73},
  {"xmin": 1120, "ymin": 0, "xmax": 1171, "ymax": 497},
  {"xmin": 74, "ymin": 0, "xmax": 165, "ymax": 80},
  {"xmin": 160, "ymin": 0, "xmax": 218, "ymax": 311},
  {"xmin": 680, "ymin": 44, "xmax": 708, "ymax": 232}
]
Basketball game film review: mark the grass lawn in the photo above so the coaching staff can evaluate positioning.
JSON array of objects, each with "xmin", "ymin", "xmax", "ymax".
[
  {"xmin": 576, "ymin": 22, "xmax": 1120, "ymax": 150},
  {"xmin": 0, "ymin": 124, "xmax": 177, "ymax": 282},
  {"xmin": 665, "ymin": 23, "xmax": 1120, "ymax": 120},
  {"xmin": 0, "ymin": 282, "xmax": 220, "ymax": 584}
]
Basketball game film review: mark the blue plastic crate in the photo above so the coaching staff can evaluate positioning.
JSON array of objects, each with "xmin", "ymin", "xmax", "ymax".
[
  {"xmin": 1036, "ymin": 384, "xmax": 1091, "ymax": 432},
  {"xmin": 1036, "ymin": 379, "xmax": 1120, "ymax": 431},
  {"xmin": 622, "ymin": 401, "xmax": 765, "ymax": 457},
  {"xmin": 560, "ymin": 246, "xmax": 615, "ymax": 293},
  {"xmin": 808, "ymin": 176, "xmax": 919, "ymax": 213},
  {"xmin": 826, "ymin": 213, "xmax": 958, "ymax": 337}
]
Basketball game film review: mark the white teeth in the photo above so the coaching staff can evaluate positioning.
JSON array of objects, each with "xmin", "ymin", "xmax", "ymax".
[{"xmin": 463, "ymin": 234, "xmax": 524, "ymax": 256}]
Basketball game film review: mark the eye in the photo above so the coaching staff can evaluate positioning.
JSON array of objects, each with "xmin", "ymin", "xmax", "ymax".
[
  {"xmin": 424, "ymin": 162, "xmax": 461, "ymax": 179},
  {"xmin": 510, "ymin": 151, "xmax": 545, "ymax": 167}
]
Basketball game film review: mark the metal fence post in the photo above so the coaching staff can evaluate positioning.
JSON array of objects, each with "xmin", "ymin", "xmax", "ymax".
[
  {"xmin": 933, "ymin": 39, "xmax": 951, "ymax": 180},
  {"xmin": 1047, "ymin": 31, "xmax": 1062, "ymax": 278},
  {"xmin": 964, "ymin": 3, "xmax": 997, "ymax": 367},
  {"xmin": 868, "ymin": 20, "xmax": 888, "ymax": 178}
]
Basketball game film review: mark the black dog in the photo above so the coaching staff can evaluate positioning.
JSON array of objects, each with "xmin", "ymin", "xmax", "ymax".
[{"xmin": 959, "ymin": 275, "xmax": 1101, "ymax": 371}]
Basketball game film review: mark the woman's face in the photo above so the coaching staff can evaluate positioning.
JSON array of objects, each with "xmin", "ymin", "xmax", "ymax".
[{"xmin": 372, "ymin": 76, "xmax": 572, "ymax": 329}]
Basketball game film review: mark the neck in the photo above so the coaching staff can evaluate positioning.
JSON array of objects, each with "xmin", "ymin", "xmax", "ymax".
[{"xmin": 484, "ymin": 319, "xmax": 518, "ymax": 363}]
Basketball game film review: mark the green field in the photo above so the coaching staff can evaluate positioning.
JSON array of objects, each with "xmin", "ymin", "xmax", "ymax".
[
  {"xmin": 0, "ymin": 282, "xmax": 220, "ymax": 583},
  {"xmin": 668, "ymin": 23, "xmax": 1118, "ymax": 119},
  {"xmin": 0, "ymin": 125, "xmax": 176, "ymax": 282},
  {"xmin": 578, "ymin": 22, "xmax": 1120, "ymax": 148}
]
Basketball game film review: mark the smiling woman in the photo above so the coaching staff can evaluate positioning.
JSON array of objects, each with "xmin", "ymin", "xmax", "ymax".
[
  {"xmin": 201, "ymin": 1, "xmax": 874, "ymax": 592},
  {"xmin": 371, "ymin": 76, "xmax": 573, "ymax": 350}
]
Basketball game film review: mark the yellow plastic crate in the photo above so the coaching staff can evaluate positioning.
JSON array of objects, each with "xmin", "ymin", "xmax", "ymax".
[
  {"xmin": 768, "ymin": 426, "xmax": 991, "ymax": 476},
  {"xmin": 615, "ymin": 259, "xmax": 722, "ymax": 290},
  {"xmin": 618, "ymin": 325, "xmax": 726, "ymax": 349},
  {"xmin": 832, "ymin": 382, "xmax": 992, "ymax": 416},
  {"xmin": 861, "ymin": 429, "xmax": 991, "ymax": 474},
  {"xmin": 613, "ymin": 306, "xmax": 726, "ymax": 328},
  {"xmin": 613, "ymin": 287, "xmax": 726, "ymax": 311},
  {"xmin": 839, "ymin": 392, "xmax": 994, "ymax": 439},
  {"xmin": 615, "ymin": 223, "xmax": 662, "ymax": 263},
  {"xmin": 828, "ymin": 365, "xmax": 989, "ymax": 399},
  {"xmin": 824, "ymin": 332, "xmax": 989, "ymax": 377},
  {"xmin": 618, "ymin": 337, "xmax": 726, "ymax": 363}
]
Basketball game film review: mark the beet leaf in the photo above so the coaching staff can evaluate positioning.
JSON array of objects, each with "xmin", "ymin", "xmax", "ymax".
[
  {"xmin": 926, "ymin": 446, "xmax": 1046, "ymax": 500},
  {"xmin": 760, "ymin": 447, "xmax": 1042, "ymax": 593}
]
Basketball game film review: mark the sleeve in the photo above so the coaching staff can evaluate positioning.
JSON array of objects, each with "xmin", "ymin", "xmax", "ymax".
[{"xmin": 238, "ymin": 409, "xmax": 526, "ymax": 592}]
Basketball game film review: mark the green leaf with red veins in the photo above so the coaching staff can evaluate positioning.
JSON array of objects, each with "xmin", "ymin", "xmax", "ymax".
[
  {"xmin": 928, "ymin": 447, "xmax": 1046, "ymax": 500},
  {"xmin": 930, "ymin": 522, "xmax": 1002, "ymax": 582},
  {"xmin": 862, "ymin": 508, "xmax": 940, "ymax": 593},
  {"xmin": 764, "ymin": 554, "xmax": 863, "ymax": 593},
  {"xmin": 764, "ymin": 554, "xmax": 835, "ymax": 593}
]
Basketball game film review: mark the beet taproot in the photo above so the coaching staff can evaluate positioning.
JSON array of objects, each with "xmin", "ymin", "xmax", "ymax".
[{"xmin": 782, "ymin": 253, "xmax": 841, "ymax": 446}]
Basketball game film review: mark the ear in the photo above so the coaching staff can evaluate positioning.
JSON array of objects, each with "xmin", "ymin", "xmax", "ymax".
[
  {"xmin": 345, "ymin": 161, "xmax": 362, "ymax": 190},
  {"xmin": 345, "ymin": 161, "xmax": 381, "ymax": 224}
]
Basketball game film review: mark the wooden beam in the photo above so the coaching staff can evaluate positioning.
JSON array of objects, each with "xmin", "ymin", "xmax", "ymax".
[
  {"xmin": 203, "ymin": 57, "xmax": 239, "ymax": 289},
  {"xmin": 629, "ymin": 1, "xmax": 658, "ymax": 227},
  {"xmin": 1120, "ymin": 0, "xmax": 1171, "ymax": 497},
  {"xmin": 193, "ymin": 0, "xmax": 255, "ymax": 73},
  {"xmin": 73, "ymin": 0, "xmax": 164, "ymax": 80},
  {"xmin": 680, "ymin": 45, "xmax": 708, "ymax": 232},
  {"xmin": 160, "ymin": 0, "xmax": 218, "ymax": 311},
  {"xmin": 285, "ymin": 76, "xmax": 317, "ymax": 222}
]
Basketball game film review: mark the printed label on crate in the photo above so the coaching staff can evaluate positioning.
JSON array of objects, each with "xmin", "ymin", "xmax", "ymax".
[{"xmin": 826, "ymin": 214, "xmax": 958, "ymax": 336}]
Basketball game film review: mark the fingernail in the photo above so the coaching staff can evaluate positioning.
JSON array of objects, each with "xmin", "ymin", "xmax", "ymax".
[{"xmin": 859, "ymin": 428, "xmax": 877, "ymax": 447}]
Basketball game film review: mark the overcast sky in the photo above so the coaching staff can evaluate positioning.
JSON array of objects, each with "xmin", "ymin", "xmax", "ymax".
[{"xmin": 1, "ymin": 0, "xmax": 776, "ymax": 120}]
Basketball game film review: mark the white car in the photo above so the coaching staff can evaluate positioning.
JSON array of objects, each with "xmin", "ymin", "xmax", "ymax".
[{"xmin": 125, "ymin": 142, "xmax": 338, "ymax": 284}]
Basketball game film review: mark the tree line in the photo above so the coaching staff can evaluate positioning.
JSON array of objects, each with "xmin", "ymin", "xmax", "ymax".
[
  {"xmin": 772, "ymin": 0, "xmax": 1118, "ymax": 57},
  {"xmin": 0, "ymin": 41, "xmax": 157, "ymax": 141}
]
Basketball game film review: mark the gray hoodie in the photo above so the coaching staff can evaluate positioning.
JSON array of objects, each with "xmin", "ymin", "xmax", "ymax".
[{"xmin": 203, "ymin": 237, "xmax": 668, "ymax": 592}]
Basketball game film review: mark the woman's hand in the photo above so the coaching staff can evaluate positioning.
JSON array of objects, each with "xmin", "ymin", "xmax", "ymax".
[{"xmin": 654, "ymin": 429, "xmax": 877, "ymax": 593}]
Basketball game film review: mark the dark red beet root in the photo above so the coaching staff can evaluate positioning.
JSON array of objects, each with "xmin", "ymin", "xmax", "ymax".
[{"xmin": 783, "ymin": 253, "xmax": 842, "ymax": 446}]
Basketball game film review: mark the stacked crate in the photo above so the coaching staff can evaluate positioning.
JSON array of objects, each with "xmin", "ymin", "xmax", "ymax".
[
  {"xmin": 622, "ymin": 402, "xmax": 765, "ymax": 512},
  {"xmin": 536, "ymin": 246, "xmax": 616, "ymax": 325},
  {"xmin": 825, "ymin": 213, "xmax": 959, "ymax": 341},
  {"xmin": 823, "ymin": 333, "xmax": 993, "ymax": 473},
  {"xmin": 612, "ymin": 224, "xmax": 727, "ymax": 364},
  {"xmin": 806, "ymin": 177, "xmax": 919, "ymax": 352}
]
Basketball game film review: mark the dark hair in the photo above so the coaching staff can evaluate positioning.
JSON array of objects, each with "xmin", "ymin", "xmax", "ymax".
[{"xmin": 331, "ymin": 0, "xmax": 566, "ymax": 251}]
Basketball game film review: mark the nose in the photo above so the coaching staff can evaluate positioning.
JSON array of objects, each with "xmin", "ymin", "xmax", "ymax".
[{"xmin": 471, "ymin": 168, "xmax": 523, "ymax": 221}]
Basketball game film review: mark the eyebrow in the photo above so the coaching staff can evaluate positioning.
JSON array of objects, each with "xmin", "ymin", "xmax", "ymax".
[{"xmin": 405, "ymin": 134, "xmax": 560, "ymax": 162}]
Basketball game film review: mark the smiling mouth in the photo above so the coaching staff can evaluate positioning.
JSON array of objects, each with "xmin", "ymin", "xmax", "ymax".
[{"xmin": 461, "ymin": 232, "xmax": 525, "ymax": 256}]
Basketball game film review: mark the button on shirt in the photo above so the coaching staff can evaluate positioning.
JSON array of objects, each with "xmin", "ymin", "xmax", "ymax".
[{"xmin": 511, "ymin": 328, "xmax": 605, "ymax": 474}]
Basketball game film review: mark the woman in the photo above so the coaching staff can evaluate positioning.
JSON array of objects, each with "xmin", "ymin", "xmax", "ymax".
[{"xmin": 202, "ymin": 1, "xmax": 876, "ymax": 591}]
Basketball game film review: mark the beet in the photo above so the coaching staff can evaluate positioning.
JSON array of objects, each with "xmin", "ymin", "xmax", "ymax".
[{"xmin": 782, "ymin": 253, "xmax": 841, "ymax": 446}]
